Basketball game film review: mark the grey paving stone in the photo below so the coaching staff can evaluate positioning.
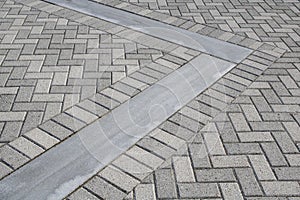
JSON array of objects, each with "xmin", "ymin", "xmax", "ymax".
[
  {"xmin": 202, "ymin": 132, "xmax": 225, "ymax": 155},
  {"xmin": 134, "ymin": 184, "xmax": 156, "ymax": 200},
  {"xmin": 220, "ymin": 183, "xmax": 243, "ymax": 200},
  {"xmin": 126, "ymin": 146, "xmax": 164, "ymax": 170},
  {"xmin": 279, "ymin": 76, "xmax": 298, "ymax": 89},
  {"xmin": 272, "ymin": 105, "xmax": 300, "ymax": 113},
  {"xmin": 235, "ymin": 168, "xmax": 264, "ymax": 196},
  {"xmin": 180, "ymin": 106, "xmax": 212, "ymax": 126},
  {"xmin": 129, "ymin": 70, "xmax": 157, "ymax": 84},
  {"xmin": 189, "ymin": 143, "xmax": 211, "ymax": 168},
  {"xmin": 137, "ymin": 137, "xmax": 176, "ymax": 159},
  {"xmin": 161, "ymin": 121, "xmax": 196, "ymax": 141},
  {"xmin": 12, "ymin": 102, "xmax": 46, "ymax": 112},
  {"xmin": 21, "ymin": 111, "xmax": 43, "ymax": 134},
  {"xmin": 274, "ymin": 167, "xmax": 300, "ymax": 181},
  {"xmin": 0, "ymin": 122, "xmax": 23, "ymax": 142},
  {"xmin": 261, "ymin": 143, "xmax": 289, "ymax": 166},
  {"xmin": 211, "ymin": 155, "xmax": 249, "ymax": 168},
  {"xmin": 187, "ymin": 100, "xmax": 220, "ymax": 118},
  {"xmin": 50, "ymin": 86, "xmax": 81, "ymax": 94},
  {"xmin": 169, "ymin": 113, "xmax": 201, "ymax": 133},
  {"xmin": 0, "ymin": 95, "xmax": 15, "ymax": 112},
  {"xmin": 52, "ymin": 113, "xmax": 86, "ymax": 132},
  {"xmin": 247, "ymin": 197, "xmax": 287, "ymax": 200},
  {"xmin": 249, "ymin": 155, "xmax": 276, "ymax": 181},
  {"xmin": 0, "ymin": 161, "xmax": 12, "ymax": 179},
  {"xmin": 197, "ymin": 93, "xmax": 228, "ymax": 110},
  {"xmin": 9, "ymin": 67, "xmax": 26, "ymax": 79},
  {"xmin": 139, "ymin": 67, "xmax": 165, "ymax": 80},
  {"xmin": 286, "ymin": 154, "xmax": 300, "ymax": 167},
  {"xmin": 0, "ymin": 123, "xmax": 4, "ymax": 135},
  {"xmin": 238, "ymin": 132, "xmax": 274, "ymax": 142},
  {"xmin": 178, "ymin": 183, "xmax": 220, "ymax": 198},
  {"xmin": 261, "ymin": 113, "xmax": 294, "ymax": 122},
  {"xmin": 172, "ymin": 156, "xmax": 195, "ymax": 182},
  {"xmin": 232, "ymin": 68, "xmax": 258, "ymax": 81},
  {"xmin": 99, "ymin": 165, "xmax": 139, "ymax": 192},
  {"xmin": 281, "ymin": 97, "xmax": 300, "ymax": 104},
  {"xmin": 100, "ymin": 87, "xmax": 130, "ymax": 103},
  {"xmin": 84, "ymin": 176, "xmax": 126, "ymax": 200},
  {"xmin": 224, "ymin": 143, "xmax": 261, "ymax": 154},
  {"xmin": 43, "ymin": 103, "xmax": 62, "ymax": 122},
  {"xmin": 9, "ymin": 137, "xmax": 44, "ymax": 159},
  {"xmin": 272, "ymin": 132, "xmax": 299, "ymax": 153},
  {"xmin": 195, "ymin": 168, "xmax": 235, "ymax": 182},
  {"xmin": 283, "ymin": 122, "xmax": 300, "ymax": 142},
  {"xmin": 32, "ymin": 94, "xmax": 64, "ymax": 102},
  {"xmin": 112, "ymin": 81, "xmax": 139, "ymax": 97},
  {"xmin": 0, "ymin": 112, "xmax": 26, "ymax": 122},
  {"xmin": 35, "ymin": 79, "xmax": 51, "ymax": 93},
  {"xmin": 39, "ymin": 120, "xmax": 73, "ymax": 140},
  {"xmin": 228, "ymin": 112, "xmax": 251, "ymax": 132},
  {"xmin": 224, "ymin": 74, "xmax": 251, "ymax": 88},
  {"xmin": 150, "ymin": 129, "xmax": 185, "ymax": 150},
  {"xmin": 241, "ymin": 104, "xmax": 261, "ymax": 121},
  {"xmin": 24, "ymin": 128, "xmax": 59, "ymax": 149},
  {"xmin": 250, "ymin": 122, "xmax": 284, "ymax": 131},
  {"xmin": 251, "ymin": 96, "xmax": 272, "ymax": 112},
  {"xmin": 66, "ymin": 106, "xmax": 98, "ymax": 124},
  {"xmin": 154, "ymin": 168, "xmax": 177, "ymax": 199},
  {"xmin": 270, "ymin": 82, "xmax": 290, "ymax": 96},
  {"xmin": 0, "ymin": 145, "xmax": 29, "ymax": 169},
  {"xmin": 90, "ymin": 93, "xmax": 120, "ymax": 110},
  {"xmin": 217, "ymin": 122, "xmax": 239, "ymax": 142},
  {"xmin": 261, "ymin": 181, "xmax": 300, "ymax": 196},
  {"xmin": 68, "ymin": 188, "xmax": 99, "ymax": 200},
  {"xmin": 77, "ymin": 99, "xmax": 109, "ymax": 117},
  {"xmin": 147, "ymin": 62, "xmax": 174, "ymax": 74},
  {"xmin": 112, "ymin": 155, "xmax": 152, "ymax": 180}
]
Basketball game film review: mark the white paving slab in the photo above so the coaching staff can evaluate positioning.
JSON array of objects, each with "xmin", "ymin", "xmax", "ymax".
[
  {"xmin": 0, "ymin": 54, "xmax": 235, "ymax": 199},
  {"xmin": 43, "ymin": 0, "xmax": 252, "ymax": 63}
]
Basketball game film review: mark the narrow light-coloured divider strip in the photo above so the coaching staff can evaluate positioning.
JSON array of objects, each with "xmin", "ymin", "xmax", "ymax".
[
  {"xmin": 43, "ymin": 0, "xmax": 252, "ymax": 63},
  {"xmin": 0, "ymin": 54, "xmax": 235, "ymax": 200}
]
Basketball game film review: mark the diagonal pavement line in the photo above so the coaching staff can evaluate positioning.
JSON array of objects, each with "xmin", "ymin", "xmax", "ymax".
[
  {"xmin": 0, "ymin": 54, "xmax": 235, "ymax": 200},
  {"xmin": 43, "ymin": 0, "xmax": 252, "ymax": 63}
]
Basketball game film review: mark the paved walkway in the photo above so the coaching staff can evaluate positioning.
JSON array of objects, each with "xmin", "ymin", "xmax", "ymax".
[
  {"xmin": 0, "ymin": 0, "xmax": 166, "ymax": 143},
  {"xmin": 110, "ymin": 0, "xmax": 300, "ymax": 199},
  {"xmin": 0, "ymin": 0, "xmax": 299, "ymax": 199}
]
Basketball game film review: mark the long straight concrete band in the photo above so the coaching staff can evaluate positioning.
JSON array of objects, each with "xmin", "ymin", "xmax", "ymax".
[
  {"xmin": 0, "ymin": 54, "xmax": 235, "ymax": 199},
  {"xmin": 43, "ymin": 0, "xmax": 252, "ymax": 63}
]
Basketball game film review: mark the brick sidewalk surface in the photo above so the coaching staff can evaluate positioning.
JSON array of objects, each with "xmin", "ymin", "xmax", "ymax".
[
  {"xmin": 0, "ymin": 0, "xmax": 165, "ymax": 144},
  {"xmin": 114, "ymin": 0, "xmax": 300, "ymax": 199},
  {"xmin": 0, "ymin": 0, "xmax": 299, "ymax": 199},
  {"xmin": 69, "ymin": 0, "xmax": 300, "ymax": 199}
]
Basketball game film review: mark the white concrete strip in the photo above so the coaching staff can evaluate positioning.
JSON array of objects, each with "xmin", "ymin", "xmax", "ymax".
[
  {"xmin": 43, "ymin": 0, "xmax": 252, "ymax": 63},
  {"xmin": 0, "ymin": 54, "xmax": 235, "ymax": 200}
]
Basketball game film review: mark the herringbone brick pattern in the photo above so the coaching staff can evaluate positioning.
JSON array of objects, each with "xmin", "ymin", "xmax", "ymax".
[
  {"xmin": 123, "ymin": 57, "xmax": 300, "ymax": 199},
  {"xmin": 64, "ymin": 0, "xmax": 300, "ymax": 198},
  {"xmin": 122, "ymin": 0, "xmax": 300, "ymax": 51},
  {"xmin": 0, "ymin": 0, "xmax": 299, "ymax": 198},
  {"xmin": 0, "ymin": 0, "xmax": 163, "ymax": 144}
]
